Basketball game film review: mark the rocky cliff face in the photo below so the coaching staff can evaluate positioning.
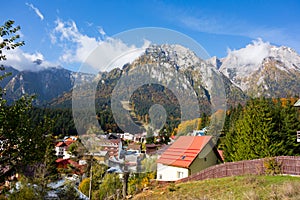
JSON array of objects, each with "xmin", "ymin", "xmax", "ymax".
[
  {"xmin": 1, "ymin": 66, "xmax": 94, "ymax": 105},
  {"xmin": 219, "ymin": 40, "xmax": 300, "ymax": 97}
]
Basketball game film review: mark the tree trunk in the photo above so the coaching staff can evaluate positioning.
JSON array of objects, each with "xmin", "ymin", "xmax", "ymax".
[{"xmin": 122, "ymin": 172, "xmax": 129, "ymax": 199}]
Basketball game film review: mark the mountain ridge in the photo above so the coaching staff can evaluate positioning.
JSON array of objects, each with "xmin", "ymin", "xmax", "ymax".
[
  {"xmin": 219, "ymin": 40, "xmax": 300, "ymax": 97},
  {"xmin": 0, "ymin": 66, "xmax": 95, "ymax": 105},
  {"xmin": 2, "ymin": 41, "xmax": 300, "ymax": 107}
]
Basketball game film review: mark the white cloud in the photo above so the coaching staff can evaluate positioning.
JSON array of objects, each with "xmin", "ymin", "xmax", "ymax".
[
  {"xmin": 51, "ymin": 19, "xmax": 150, "ymax": 73},
  {"xmin": 25, "ymin": 3, "xmax": 44, "ymax": 21},
  {"xmin": 98, "ymin": 27, "xmax": 106, "ymax": 36},
  {"xmin": 180, "ymin": 16, "xmax": 223, "ymax": 34},
  {"xmin": 179, "ymin": 15, "xmax": 300, "ymax": 54},
  {"xmin": 51, "ymin": 19, "xmax": 101, "ymax": 64},
  {"xmin": 2, "ymin": 48, "xmax": 60, "ymax": 71},
  {"xmin": 85, "ymin": 38, "xmax": 150, "ymax": 72},
  {"xmin": 227, "ymin": 38, "xmax": 271, "ymax": 66}
]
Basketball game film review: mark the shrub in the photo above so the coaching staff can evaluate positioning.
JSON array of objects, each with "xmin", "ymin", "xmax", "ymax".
[{"xmin": 264, "ymin": 157, "xmax": 281, "ymax": 176}]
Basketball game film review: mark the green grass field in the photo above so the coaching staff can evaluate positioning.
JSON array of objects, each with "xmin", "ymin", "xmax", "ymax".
[{"xmin": 133, "ymin": 175, "xmax": 300, "ymax": 200}]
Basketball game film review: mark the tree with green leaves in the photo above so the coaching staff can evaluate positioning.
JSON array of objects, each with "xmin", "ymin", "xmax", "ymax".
[
  {"xmin": 0, "ymin": 20, "xmax": 57, "ymax": 188},
  {"xmin": 223, "ymin": 98, "xmax": 300, "ymax": 162},
  {"xmin": 276, "ymin": 99, "xmax": 300, "ymax": 155},
  {"xmin": 57, "ymin": 182, "xmax": 81, "ymax": 200},
  {"xmin": 146, "ymin": 127, "xmax": 155, "ymax": 144},
  {"xmin": 78, "ymin": 161, "xmax": 108, "ymax": 199},
  {"xmin": 94, "ymin": 173, "xmax": 122, "ymax": 200},
  {"xmin": 227, "ymin": 98, "xmax": 279, "ymax": 161},
  {"xmin": 0, "ymin": 20, "xmax": 24, "ymax": 71},
  {"xmin": 78, "ymin": 178, "xmax": 90, "ymax": 197}
]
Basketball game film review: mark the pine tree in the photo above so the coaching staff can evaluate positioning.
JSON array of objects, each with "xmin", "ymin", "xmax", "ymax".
[
  {"xmin": 224, "ymin": 98, "xmax": 280, "ymax": 161},
  {"xmin": 223, "ymin": 104, "xmax": 243, "ymax": 161},
  {"xmin": 277, "ymin": 100, "xmax": 300, "ymax": 155}
]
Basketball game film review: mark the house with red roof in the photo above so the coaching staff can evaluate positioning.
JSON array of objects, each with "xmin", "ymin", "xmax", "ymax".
[
  {"xmin": 156, "ymin": 136, "xmax": 223, "ymax": 181},
  {"xmin": 55, "ymin": 158, "xmax": 86, "ymax": 175},
  {"xmin": 55, "ymin": 140, "xmax": 76, "ymax": 159}
]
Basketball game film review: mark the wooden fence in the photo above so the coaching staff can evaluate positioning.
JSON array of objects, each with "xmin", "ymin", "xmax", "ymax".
[{"xmin": 176, "ymin": 156, "xmax": 300, "ymax": 183}]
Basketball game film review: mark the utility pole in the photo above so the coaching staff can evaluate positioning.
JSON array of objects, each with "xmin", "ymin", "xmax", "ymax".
[
  {"xmin": 122, "ymin": 171, "xmax": 129, "ymax": 199},
  {"xmin": 89, "ymin": 164, "xmax": 92, "ymax": 199}
]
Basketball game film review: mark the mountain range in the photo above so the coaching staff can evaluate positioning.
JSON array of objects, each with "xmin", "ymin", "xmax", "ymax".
[
  {"xmin": 1, "ymin": 40, "xmax": 300, "ymax": 108},
  {"xmin": 0, "ymin": 66, "xmax": 94, "ymax": 105},
  {"xmin": 217, "ymin": 40, "xmax": 300, "ymax": 97}
]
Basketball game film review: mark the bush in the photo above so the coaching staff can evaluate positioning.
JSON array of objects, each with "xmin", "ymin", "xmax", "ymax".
[
  {"xmin": 78, "ymin": 178, "xmax": 90, "ymax": 196},
  {"xmin": 264, "ymin": 157, "xmax": 281, "ymax": 176}
]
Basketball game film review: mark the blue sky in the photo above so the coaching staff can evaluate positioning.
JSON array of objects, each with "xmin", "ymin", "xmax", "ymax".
[{"xmin": 1, "ymin": 0, "xmax": 300, "ymax": 72}]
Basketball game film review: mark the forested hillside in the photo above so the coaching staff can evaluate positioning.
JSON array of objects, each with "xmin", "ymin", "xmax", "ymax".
[{"xmin": 222, "ymin": 98, "xmax": 300, "ymax": 161}]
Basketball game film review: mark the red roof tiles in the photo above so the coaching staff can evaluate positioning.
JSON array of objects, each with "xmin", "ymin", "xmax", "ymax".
[
  {"xmin": 64, "ymin": 140, "xmax": 76, "ymax": 146},
  {"xmin": 157, "ymin": 136, "xmax": 212, "ymax": 168},
  {"xmin": 55, "ymin": 140, "xmax": 76, "ymax": 147},
  {"xmin": 55, "ymin": 142, "xmax": 66, "ymax": 147}
]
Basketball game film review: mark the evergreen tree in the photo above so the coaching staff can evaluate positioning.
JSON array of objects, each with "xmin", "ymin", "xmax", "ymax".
[
  {"xmin": 200, "ymin": 112, "xmax": 209, "ymax": 129},
  {"xmin": 277, "ymin": 100, "xmax": 300, "ymax": 155},
  {"xmin": 224, "ymin": 98, "xmax": 280, "ymax": 161},
  {"xmin": 223, "ymin": 104, "xmax": 243, "ymax": 161}
]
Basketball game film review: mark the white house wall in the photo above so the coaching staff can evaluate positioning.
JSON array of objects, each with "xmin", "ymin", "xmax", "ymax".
[
  {"xmin": 157, "ymin": 163, "xmax": 189, "ymax": 181},
  {"xmin": 55, "ymin": 146, "xmax": 64, "ymax": 157}
]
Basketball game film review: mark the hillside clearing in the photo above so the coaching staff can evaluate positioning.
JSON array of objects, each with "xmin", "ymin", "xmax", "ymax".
[{"xmin": 133, "ymin": 175, "xmax": 300, "ymax": 200}]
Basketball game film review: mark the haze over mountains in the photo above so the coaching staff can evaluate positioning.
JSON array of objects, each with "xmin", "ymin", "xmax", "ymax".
[{"xmin": 1, "ymin": 40, "xmax": 300, "ymax": 107}]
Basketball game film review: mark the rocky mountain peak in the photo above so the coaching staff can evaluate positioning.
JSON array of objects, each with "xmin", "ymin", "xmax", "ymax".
[
  {"xmin": 144, "ymin": 44, "xmax": 201, "ymax": 69},
  {"xmin": 219, "ymin": 39, "xmax": 300, "ymax": 97}
]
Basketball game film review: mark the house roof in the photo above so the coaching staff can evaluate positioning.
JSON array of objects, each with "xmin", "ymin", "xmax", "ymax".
[
  {"xmin": 55, "ymin": 158, "xmax": 81, "ymax": 168},
  {"xmin": 127, "ymin": 143, "xmax": 141, "ymax": 151},
  {"xmin": 108, "ymin": 139, "xmax": 122, "ymax": 144},
  {"xmin": 65, "ymin": 140, "xmax": 76, "ymax": 146},
  {"xmin": 93, "ymin": 151, "xmax": 109, "ymax": 157},
  {"xmin": 157, "ymin": 136, "xmax": 212, "ymax": 168},
  {"xmin": 56, "ymin": 140, "xmax": 76, "ymax": 147},
  {"xmin": 294, "ymin": 99, "xmax": 300, "ymax": 107},
  {"xmin": 65, "ymin": 137, "xmax": 75, "ymax": 142},
  {"xmin": 217, "ymin": 150, "xmax": 224, "ymax": 161},
  {"xmin": 55, "ymin": 142, "xmax": 66, "ymax": 147}
]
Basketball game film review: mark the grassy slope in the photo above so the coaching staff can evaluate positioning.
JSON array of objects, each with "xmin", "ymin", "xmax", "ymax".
[{"xmin": 133, "ymin": 175, "xmax": 300, "ymax": 200}]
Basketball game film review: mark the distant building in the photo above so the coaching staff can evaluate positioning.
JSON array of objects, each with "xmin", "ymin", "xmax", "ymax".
[
  {"xmin": 55, "ymin": 158, "xmax": 86, "ymax": 175},
  {"xmin": 55, "ymin": 140, "xmax": 76, "ymax": 159},
  {"xmin": 90, "ymin": 151, "xmax": 109, "ymax": 164},
  {"xmin": 145, "ymin": 144, "xmax": 161, "ymax": 156},
  {"xmin": 107, "ymin": 133, "xmax": 120, "ymax": 140},
  {"xmin": 117, "ymin": 132, "xmax": 146, "ymax": 143},
  {"xmin": 63, "ymin": 136, "xmax": 78, "ymax": 142},
  {"xmin": 127, "ymin": 143, "xmax": 141, "ymax": 153},
  {"xmin": 55, "ymin": 136, "xmax": 78, "ymax": 159},
  {"xmin": 100, "ymin": 139, "xmax": 121, "ymax": 157},
  {"xmin": 192, "ymin": 127, "xmax": 207, "ymax": 136},
  {"xmin": 119, "ymin": 132, "xmax": 134, "ymax": 141},
  {"xmin": 156, "ymin": 136, "xmax": 223, "ymax": 181}
]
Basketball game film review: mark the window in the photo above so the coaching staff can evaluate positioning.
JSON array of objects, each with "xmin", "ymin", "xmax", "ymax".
[
  {"xmin": 159, "ymin": 174, "xmax": 162, "ymax": 179},
  {"xmin": 204, "ymin": 157, "xmax": 207, "ymax": 162},
  {"xmin": 177, "ymin": 171, "xmax": 183, "ymax": 178}
]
